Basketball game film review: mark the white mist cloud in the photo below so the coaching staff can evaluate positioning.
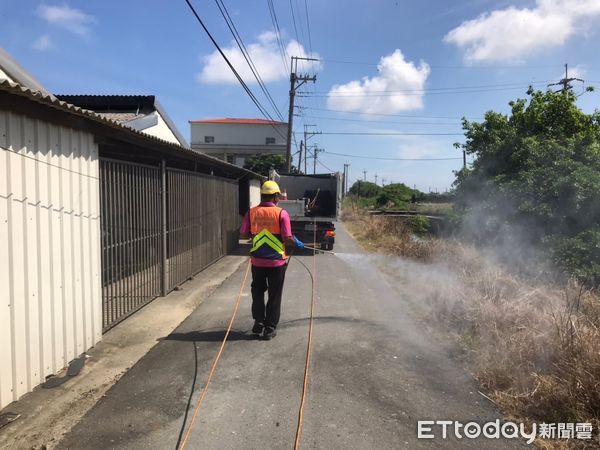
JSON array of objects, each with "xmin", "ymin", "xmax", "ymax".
[
  {"xmin": 198, "ymin": 31, "xmax": 319, "ymax": 84},
  {"xmin": 444, "ymin": 0, "xmax": 600, "ymax": 63},
  {"xmin": 326, "ymin": 49, "xmax": 430, "ymax": 114},
  {"xmin": 36, "ymin": 4, "xmax": 96, "ymax": 36},
  {"xmin": 32, "ymin": 34, "xmax": 53, "ymax": 51}
]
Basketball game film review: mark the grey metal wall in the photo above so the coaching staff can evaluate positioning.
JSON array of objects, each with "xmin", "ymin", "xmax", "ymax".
[
  {"xmin": 100, "ymin": 159, "xmax": 240, "ymax": 331},
  {"xmin": 0, "ymin": 110, "xmax": 102, "ymax": 409}
]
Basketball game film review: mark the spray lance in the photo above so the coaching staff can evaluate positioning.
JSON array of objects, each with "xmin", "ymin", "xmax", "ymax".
[{"xmin": 302, "ymin": 245, "xmax": 336, "ymax": 256}]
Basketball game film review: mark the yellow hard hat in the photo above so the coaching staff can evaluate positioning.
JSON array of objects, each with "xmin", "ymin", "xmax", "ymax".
[{"xmin": 261, "ymin": 180, "xmax": 281, "ymax": 195}]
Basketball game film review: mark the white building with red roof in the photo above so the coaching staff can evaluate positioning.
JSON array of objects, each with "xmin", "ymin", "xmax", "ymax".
[{"xmin": 189, "ymin": 118, "xmax": 288, "ymax": 167}]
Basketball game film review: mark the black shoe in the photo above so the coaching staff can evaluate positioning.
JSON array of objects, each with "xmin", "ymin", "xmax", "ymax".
[
  {"xmin": 252, "ymin": 321, "xmax": 264, "ymax": 335},
  {"xmin": 263, "ymin": 326, "xmax": 277, "ymax": 340}
]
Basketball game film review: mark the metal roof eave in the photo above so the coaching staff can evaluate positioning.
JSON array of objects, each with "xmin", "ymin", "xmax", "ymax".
[{"xmin": 0, "ymin": 80, "xmax": 264, "ymax": 181}]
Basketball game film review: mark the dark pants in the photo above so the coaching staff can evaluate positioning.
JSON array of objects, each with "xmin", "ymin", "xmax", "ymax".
[{"xmin": 251, "ymin": 263, "xmax": 288, "ymax": 329}]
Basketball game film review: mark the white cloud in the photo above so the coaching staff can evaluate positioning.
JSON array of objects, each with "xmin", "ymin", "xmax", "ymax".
[
  {"xmin": 326, "ymin": 49, "xmax": 430, "ymax": 114},
  {"xmin": 444, "ymin": 0, "xmax": 600, "ymax": 63},
  {"xmin": 198, "ymin": 31, "xmax": 319, "ymax": 84},
  {"xmin": 32, "ymin": 34, "xmax": 53, "ymax": 51},
  {"xmin": 37, "ymin": 4, "xmax": 96, "ymax": 36}
]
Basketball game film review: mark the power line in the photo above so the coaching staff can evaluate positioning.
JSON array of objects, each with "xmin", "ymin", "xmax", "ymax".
[
  {"xmin": 294, "ymin": 0, "xmax": 308, "ymax": 52},
  {"xmin": 289, "ymin": 0, "xmax": 301, "ymax": 45},
  {"xmin": 303, "ymin": 84, "xmax": 551, "ymax": 98},
  {"xmin": 213, "ymin": 0, "xmax": 285, "ymax": 121},
  {"xmin": 184, "ymin": 0, "xmax": 286, "ymax": 140},
  {"xmin": 316, "ymin": 159, "xmax": 334, "ymax": 172},
  {"xmin": 307, "ymin": 115, "xmax": 461, "ymax": 126},
  {"xmin": 307, "ymin": 80, "xmax": 552, "ymax": 95},
  {"xmin": 320, "ymin": 131, "xmax": 463, "ymax": 136},
  {"xmin": 303, "ymin": 0, "xmax": 313, "ymax": 55},
  {"xmin": 266, "ymin": 0, "xmax": 289, "ymax": 72},
  {"xmin": 302, "ymin": 107, "xmax": 483, "ymax": 120},
  {"xmin": 325, "ymin": 151, "xmax": 462, "ymax": 161},
  {"xmin": 314, "ymin": 58, "xmax": 566, "ymax": 70}
]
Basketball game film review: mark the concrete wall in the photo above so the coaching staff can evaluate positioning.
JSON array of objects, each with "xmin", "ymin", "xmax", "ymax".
[
  {"xmin": 249, "ymin": 179, "xmax": 261, "ymax": 208},
  {"xmin": 190, "ymin": 122, "xmax": 287, "ymax": 147},
  {"xmin": 0, "ymin": 110, "xmax": 102, "ymax": 409}
]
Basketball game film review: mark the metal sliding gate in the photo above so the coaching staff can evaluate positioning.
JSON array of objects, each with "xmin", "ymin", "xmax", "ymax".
[
  {"xmin": 100, "ymin": 159, "xmax": 240, "ymax": 331},
  {"xmin": 166, "ymin": 169, "xmax": 238, "ymax": 291}
]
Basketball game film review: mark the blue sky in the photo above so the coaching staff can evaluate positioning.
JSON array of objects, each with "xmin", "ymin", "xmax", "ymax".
[{"xmin": 2, "ymin": 0, "xmax": 600, "ymax": 191}]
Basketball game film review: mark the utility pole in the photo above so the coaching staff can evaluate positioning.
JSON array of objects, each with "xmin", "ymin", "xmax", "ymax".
[
  {"xmin": 313, "ymin": 147, "xmax": 323, "ymax": 174},
  {"xmin": 343, "ymin": 163, "xmax": 350, "ymax": 195},
  {"xmin": 363, "ymin": 170, "xmax": 367, "ymax": 181},
  {"xmin": 454, "ymin": 142, "xmax": 466, "ymax": 171},
  {"xmin": 303, "ymin": 124, "xmax": 321, "ymax": 174},
  {"xmin": 304, "ymin": 146, "xmax": 308, "ymax": 174},
  {"xmin": 299, "ymin": 140, "xmax": 304, "ymax": 174},
  {"xmin": 286, "ymin": 56, "xmax": 317, "ymax": 172},
  {"xmin": 374, "ymin": 173, "xmax": 378, "ymax": 185},
  {"xmin": 547, "ymin": 63, "xmax": 584, "ymax": 93},
  {"xmin": 381, "ymin": 178, "xmax": 386, "ymax": 186}
]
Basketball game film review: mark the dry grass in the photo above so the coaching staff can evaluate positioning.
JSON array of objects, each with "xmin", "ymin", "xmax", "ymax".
[
  {"xmin": 407, "ymin": 202, "xmax": 454, "ymax": 215},
  {"xmin": 344, "ymin": 206, "xmax": 600, "ymax": 449},
  {"xmin": 343, "ymin": 204, "xmax": 449, "ymax": 261}
]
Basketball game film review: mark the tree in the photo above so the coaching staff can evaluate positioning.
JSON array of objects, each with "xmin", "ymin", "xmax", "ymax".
[
  {"xmin": 375, "ymin": 183, "xmax": 417, "ymax": 208},
  {"xmin": 243, "ymin": 154, "xmax": 287, "ymax": 177},
  {"xmin": 349, "ymin": 180, "xmax": 381, "ymax": 198},
  {"xmin": 453, "ymin": 88, "xmax": 600, "ymax": 283}
]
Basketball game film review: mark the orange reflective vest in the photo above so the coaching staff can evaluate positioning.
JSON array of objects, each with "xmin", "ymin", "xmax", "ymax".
[{"xmin": 249, "ymin": 206, "xmax": 288, "ymax": 261}]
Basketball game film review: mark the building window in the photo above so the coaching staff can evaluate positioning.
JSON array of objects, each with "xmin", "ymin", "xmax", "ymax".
[
  {"xmin": 265, "ymin": 137, "xmax": 276, "ymax": 145},
  {"xmin": 204, "ymin": 136, "xmax": 215, "ymax": 143},
  {"xmin": 226, "ymin": 155, "xmax": 235, "ymax": 164}
]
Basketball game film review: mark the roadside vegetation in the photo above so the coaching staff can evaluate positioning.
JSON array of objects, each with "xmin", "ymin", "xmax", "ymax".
[
  {"xmin": 243, "ymin": 154, "xmax": 300, "ymax": 176},
  {"xmin": 344, "ymin": 206, "xmax": 600, "ymax": 449},
  {"xmin": 454, "ymin": 87, "xmax": 600, "ymax": 286},
  {"xmin": 346, "ymin": 181, "xmax": 454, "ymax": 217},
  {"xmin": 344, "ymin": 88, "xmax": 600, "ymax": 448}
]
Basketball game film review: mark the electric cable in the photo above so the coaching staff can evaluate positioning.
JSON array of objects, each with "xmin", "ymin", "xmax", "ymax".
[
  {"xmin": 324, "ymin": 150, "xmax": 462, "ymax": 161},
  {"xmin": 214, "ymin": 0, "xmax": 285, "ymax": 122},
  {"xmin": 321, "ymin": 131, "xmax": 462, "ymax": 136},
  {"xmin": 266, "ymin": 0, "xmax": 290, "ymax": 72},
  {"xmin": 301, "ymin": 107, "xmax": 483, "ymax": 120},
  {"xmin": 307, "ymin": 80, "xmax": 552, "ymax": 95},
  {"xmin": 303, "ymin": 84, "xmax": 551, "ymax": 97},
  {"xmin": 184, "ymin": 0, "xmax": 286, "ymax": 140}
]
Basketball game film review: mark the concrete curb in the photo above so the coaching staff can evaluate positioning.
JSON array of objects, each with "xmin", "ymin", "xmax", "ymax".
[{"xmin": 0, "ymin": 255, "xmax": 248, "ymax": 450}]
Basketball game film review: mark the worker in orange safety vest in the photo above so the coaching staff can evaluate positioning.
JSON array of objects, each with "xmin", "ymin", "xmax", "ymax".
[{"xmin": 239, "ymin": 180, "xmax": 304, "ymax": 340}]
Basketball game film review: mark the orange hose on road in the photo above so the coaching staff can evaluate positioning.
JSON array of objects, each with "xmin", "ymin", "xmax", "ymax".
[
  {"xmin": 178, "ymin": 258, "xmax": 252, "ymax": 450},
  {"xmin": 294, "ymin": 221, "xmax": 318, "ymax": 450},
  {"xmin": 178, "ymin": 225, "xmax": 319, "ymax": 450}
]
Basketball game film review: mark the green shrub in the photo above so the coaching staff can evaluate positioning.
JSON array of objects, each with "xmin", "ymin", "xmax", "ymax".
[{"xmin": 408, "ymin": 215, "xmax": 430, "ymax": 235}]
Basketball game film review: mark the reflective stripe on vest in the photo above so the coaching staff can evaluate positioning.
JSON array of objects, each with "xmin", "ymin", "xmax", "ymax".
[{"xmin": 249, "ymin": 206, "xmax": 287, "ymax": 260}]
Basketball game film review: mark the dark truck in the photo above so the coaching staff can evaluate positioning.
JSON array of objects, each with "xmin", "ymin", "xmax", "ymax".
[{"xmin": 277, "ymin": 173, "xmax": 342, "ymax": 251}]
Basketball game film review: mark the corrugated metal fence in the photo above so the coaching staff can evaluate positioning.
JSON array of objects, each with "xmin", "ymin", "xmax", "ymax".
[
  {"xmin": 0, "ymin": 111, "xmax": 102, "ymax": 409},
  {"xmin": 100, "ymin": 159, "xmax": 239, "ymax": 331}
]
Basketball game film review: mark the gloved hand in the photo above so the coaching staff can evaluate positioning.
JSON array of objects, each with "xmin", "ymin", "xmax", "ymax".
[{"xmin": 294, "ymin": 236, "xmax": 305, "ymax": 249}]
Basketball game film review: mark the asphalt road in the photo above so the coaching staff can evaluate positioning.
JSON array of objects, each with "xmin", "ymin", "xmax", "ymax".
[{"xmin": 59, "ymin": 224, "xmax": 525, "ymax": 450}]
